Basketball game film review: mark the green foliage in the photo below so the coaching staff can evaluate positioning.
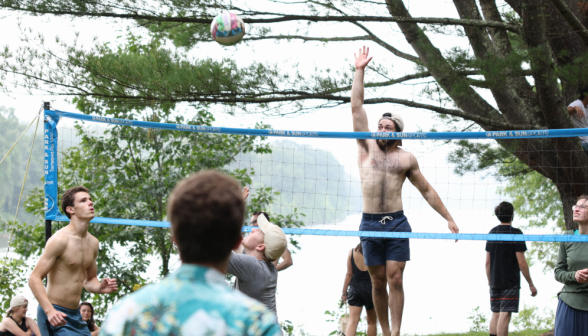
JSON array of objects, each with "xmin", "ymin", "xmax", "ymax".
[
  {"xmin": 0, "ymin": 256, "xmax": 28, "ymax": 316},
  {"xmin": 447, "ymin": 140, "xmax": 517, "ymax": 177},
  {"xmin": 512, "ymin": 304, "xmax": 555, "ymax": 332},
  {"xmin": 1, "ymin": 106, "xmax": 309, "ymax": 320},
  {"xmin": 324, "ymin": 301, "xmax": 367, "ymax": 336},
  {"xmin": 467, "ymin": 306, "xmax": 488, "ymax": 333},
  {"xmin": 281, "ymin": 320, "xmax": 295, "ymax": 336}
]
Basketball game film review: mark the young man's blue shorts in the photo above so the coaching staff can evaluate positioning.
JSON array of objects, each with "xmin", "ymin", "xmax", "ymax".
[
  {"xmin": 360, "ymin": 211, "xmax": 411, "ymax": 266},
  {"xmin": 37, "ymin": 304, "xmax": 92, "ymax": 336}
]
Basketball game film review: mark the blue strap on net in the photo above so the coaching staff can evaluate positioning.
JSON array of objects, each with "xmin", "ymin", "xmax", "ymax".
[
  {"xmin": 49, "ymin": 216, "xmax": 588, "ymax": 242},
  {"xmin": 46, "ymin": 109, "xmax": 588, "ymax": 140}
]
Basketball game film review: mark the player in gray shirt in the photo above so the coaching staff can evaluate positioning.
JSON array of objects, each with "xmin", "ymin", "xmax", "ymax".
[{"xmin": 227, "ymin": 213, "xmax": 287, "ymax": 316}]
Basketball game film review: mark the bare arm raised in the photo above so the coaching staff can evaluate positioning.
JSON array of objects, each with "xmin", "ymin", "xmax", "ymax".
[
  {"xmin": 351, "ymin": 46, "xmax": 373, "ymax": 149},
  {"xmin": 407, "ymin": 153, "xmax": 459, "ymax": 234},
  {"xmin": 83, "ymin": 238, "xmax": 118, "ymax": 294},
  {"xmin": 28, "ymin": 235, "xmax": 69, "ymax": 327}
]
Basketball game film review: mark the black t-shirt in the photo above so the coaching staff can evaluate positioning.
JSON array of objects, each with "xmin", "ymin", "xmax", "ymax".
[{"xmin": 485, "ymin": 225, "xmax": 527, "ymax": 289}]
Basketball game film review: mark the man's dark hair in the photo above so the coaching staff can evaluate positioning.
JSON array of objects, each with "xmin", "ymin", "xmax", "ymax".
[
  {"xmin": 168, "ymin": 170, "xmax": 245, "ymax": 264},
  {"xmin": 61, "ymin": 186, "xmax": 90, "ymax": 219},
  {"xmin": 495, "ymin": 201, "xmax": 514, "ymax": 223},
  {"xmin": 252, "ymin": 211, "xmax": 270, "ymax": 222},
  {"xmin": 579, "ymin": 85, "xmax": 588, "ymax": 100}
]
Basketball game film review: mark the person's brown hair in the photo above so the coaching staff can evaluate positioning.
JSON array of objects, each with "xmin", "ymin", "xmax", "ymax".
[
  {"xmin": 168, "ymin": 170, "xmax": 245, "ymax": 264},
  {"xmin": 79, "ymin": 302, "xmax": 97, "ymax": 331},
  {"xmin": 252, "ymin": 211, "xmax": 270, "ymax": 222},
  {"xmin": 354, "ymin": 242, "xmax": 363, "ymax": 255},
  {"xmin": 61, "ymin": 186, "xmax": 90, "ymax": 219},
  {"xmin": 578, "ymin": 195, "xmax": 588, "ymax": 202}
]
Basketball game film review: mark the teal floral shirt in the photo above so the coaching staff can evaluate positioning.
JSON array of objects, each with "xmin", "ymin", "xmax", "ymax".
[{"xmin": 100, "ymin": 264, "xmax": 282, "ymax": 336}]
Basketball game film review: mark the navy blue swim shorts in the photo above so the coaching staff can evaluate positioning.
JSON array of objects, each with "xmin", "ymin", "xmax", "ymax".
[
  {"xmin": 359, "ymin": 211, "xmax": 411, "ymax": 266},
  {"xmin": 37, "ymin": 304, "xmax": 92, "ymax": 336}
]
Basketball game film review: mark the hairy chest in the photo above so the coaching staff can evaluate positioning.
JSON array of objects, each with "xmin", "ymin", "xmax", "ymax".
[{"xmin": 366, "ymin": 152, "xmax": 409, "ymax": 174}]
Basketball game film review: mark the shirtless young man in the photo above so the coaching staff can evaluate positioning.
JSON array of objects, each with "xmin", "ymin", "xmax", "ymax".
[
  {"xmin": 352, "ymin": 46, "xmax": 459, "ymax": 336},
  {"xmin": 29, "ymin": 186, "xmax": 118, "ymax": 336}
]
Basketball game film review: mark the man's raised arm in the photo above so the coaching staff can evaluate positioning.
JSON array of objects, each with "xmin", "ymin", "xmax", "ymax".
[
  {"xmin": 407, "ymin": 153, "xmax": 459, "ymax": 234},
  {"xmin": 351, "ymin": 46, "xmax": 373, "ymax": 136},
  {"xmin": 28, "ymin": 236, "xmax": 68, "ymax": 327}
]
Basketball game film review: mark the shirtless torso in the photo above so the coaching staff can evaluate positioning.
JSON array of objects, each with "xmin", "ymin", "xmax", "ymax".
[
  {"xmin": 358, "ymin": 140, "xmax": 412, "ymax": 214},
  {"xmin": 29, "ymin": 189, "xmax": 117, "ymax": 329},
  {"xmin": 43, "ymin": 228, "xmax": 99, "ymax": 309}
]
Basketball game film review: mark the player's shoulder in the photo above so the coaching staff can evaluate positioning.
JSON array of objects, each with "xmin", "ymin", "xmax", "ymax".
[
  {"xmin": 569, "ymin": 99, "xmax": 584, "ymax": 108},
  {"xmin": 511, "ymin": 226, "xmax": 524, "ymax": 234},
  {"xmin": 46, "ymin": 230, "xmax": 69, "ymax": 250},
  {"xmin": 101, "ymin": 276, "xmax": 279, "ymax": 336},
  {"xmin": 87, "ymin": 232, "xmax": 99, "ymax": 245},
  {"xmin": 399, "ymin": 147, "xmax": 414, "ymax": 156}
]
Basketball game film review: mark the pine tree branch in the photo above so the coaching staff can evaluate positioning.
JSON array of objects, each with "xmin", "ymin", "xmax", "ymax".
[
  {"xmin": 36, "ymin": 86, "xmax": 537, "ymax": 130},
  {"xmin": 349, "ymin": 21, "xmax": 420, "ymax": 63},
  {"xmin": 548, "ymin": 0, "xmax": 588, "ymax": 45},
  {"xmin": 361, "ymin": 97, "xmax": 540, "ymax": 130}
]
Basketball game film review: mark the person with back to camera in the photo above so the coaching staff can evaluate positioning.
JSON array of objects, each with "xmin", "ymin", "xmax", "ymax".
[
  {"xmin": 0, "ymin": 295, "xmax": 41, "ymax": 336},
  {"xmin": 485, "ymin": 201, "xmax": 537, "ymax": 336},
  {"xmin": 553, "ymin": 195, "xmax": 588, "ymax": 335},
  {"xmin": 351, "ymin": 46, "xmax": 459, "ymax": 336},
  {"xmin": 79, "ymin": 303, "xmax": 99, "ymax": 336},
  {"xmin": 341, "ymin": 242, "xmax": 377, "ymax": 336},
  {"xmin": 100, "ymin": 170, "xmax": 281, "ymax": 336}
]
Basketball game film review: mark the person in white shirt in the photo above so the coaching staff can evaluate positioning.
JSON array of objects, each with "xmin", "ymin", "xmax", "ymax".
[{"xmin": 567, "ymin": 86, "xmax": 588, "ymax": 151}]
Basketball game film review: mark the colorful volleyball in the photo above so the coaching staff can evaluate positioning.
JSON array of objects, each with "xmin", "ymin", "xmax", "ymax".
[{"xmin": 211, "ymin": 11, "xmax": 246, "ymax": 46}]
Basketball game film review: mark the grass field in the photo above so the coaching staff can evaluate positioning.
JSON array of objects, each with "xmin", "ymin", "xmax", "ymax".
[{"xmin": 408, "ymin": 330, "xmax": 551, "ymax": 336}]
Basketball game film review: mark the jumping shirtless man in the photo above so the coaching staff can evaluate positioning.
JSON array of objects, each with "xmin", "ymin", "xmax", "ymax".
[
  {"xmin": 29, "ymin": 186, "xmax": 118, "ymax": 336},
  {"xmin": 352, "ymin": 46, "xmax": 459, "ymax": 336}
]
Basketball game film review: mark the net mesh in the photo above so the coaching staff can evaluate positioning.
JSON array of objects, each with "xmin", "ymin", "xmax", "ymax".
[{"xmin": 45, "ymin": 109, "xmax": 588, "ymax": 242}]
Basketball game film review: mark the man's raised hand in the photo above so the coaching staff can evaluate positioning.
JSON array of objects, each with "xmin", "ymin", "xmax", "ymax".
[
  {"xmin": 99, "ymin": 278, "xmax": 118, "ymax": 294},
  {"xmin": 242, "ymin": 187, "xmax": 250, "ymax": 201},
  {"xmin": 448, "ymin": 220, "xmax": 459, "ymax": 242},
  {"xmin": 354, "ymin": 46, "xmax": 373, "ymax": 70}
]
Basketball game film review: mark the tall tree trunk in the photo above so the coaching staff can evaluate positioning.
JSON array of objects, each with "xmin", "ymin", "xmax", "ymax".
[{"xmin": 557, "ymin": 183, "xmax": 579, "ymax": 230}]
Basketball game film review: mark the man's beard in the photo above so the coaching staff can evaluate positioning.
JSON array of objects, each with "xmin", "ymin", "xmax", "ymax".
[{"xmin": 377, "ymin": 139, "xmax": 397, "ymax": 152}]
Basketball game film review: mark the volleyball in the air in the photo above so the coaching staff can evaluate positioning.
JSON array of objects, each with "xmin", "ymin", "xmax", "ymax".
[{"xmin": 211, "ymin": 11, "xmax": 246, "ymax": 46}]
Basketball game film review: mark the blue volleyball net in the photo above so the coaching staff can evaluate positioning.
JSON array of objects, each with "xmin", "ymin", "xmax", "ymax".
[{"xmin": 43, "ymin": 109, "xmax": 588, "ymax": 242}]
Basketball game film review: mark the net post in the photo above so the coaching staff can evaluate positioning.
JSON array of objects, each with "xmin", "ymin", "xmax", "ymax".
[
  {"xmin": 45, "ymin": 220, "xmax": 52, "ymax": 242},
  {"xmin": 44, "ymin": 102, "xmax": 51, "ymax": 243}
]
